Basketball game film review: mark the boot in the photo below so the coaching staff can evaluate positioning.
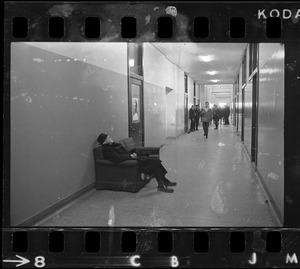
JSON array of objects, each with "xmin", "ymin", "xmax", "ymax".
[{"xmin": 157, "ymin": 184, "xmax": 174, "ymax": 193}]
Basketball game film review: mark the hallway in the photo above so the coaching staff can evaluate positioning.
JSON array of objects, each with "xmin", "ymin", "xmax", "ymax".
[{"xmin": 38, "ymin": 124, "xmax": 278, "ymax": 227}]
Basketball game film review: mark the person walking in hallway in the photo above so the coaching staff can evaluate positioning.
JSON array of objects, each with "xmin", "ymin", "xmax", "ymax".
[
  {"xmin": 212, "ymin": 104, "xmax": 220, "ymax": 130},
  {"xmin": 194, "ymin": 105, "xmax": 200, "ymax": 131},
  {"xmin": 223, "ymin": 105, "xmax": 230, "ymax": 125},
  {"xmin": 97, "ymin": 133, "xmax": 177, "ymax": 193},
  {"xmin": 189, "ymin": 105, "xmax": 196, "ymax": 132},
  {"xmin": 200, "ymin": 102, "xmax": 213, "ymax": 138}
]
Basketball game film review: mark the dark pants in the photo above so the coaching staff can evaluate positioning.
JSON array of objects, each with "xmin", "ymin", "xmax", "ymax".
[
  {"xmin": 203, "ymin": 122, "xmax": 209, "ymax": 137},
  {"xmin": 224, "ymin": 117, "xmax": 229, "ymax": 125},
  {"xmin": 138, "ymin": 158, "xmax": 167, "ymax": 186},
  {"xmin": 190, "ymin": 120, "xmax": 195, "ymax": 131},
  {"xmin": 195, "ymin": 117, "xmax": 200, "ymax": 130},
  {"xmin": 213, "ymin": 118, "xmax": 219, "ymax": 129}
]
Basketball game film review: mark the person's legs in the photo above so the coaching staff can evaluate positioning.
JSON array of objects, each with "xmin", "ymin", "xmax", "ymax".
[
  {"xmin": 203, "ymin": 122, "xmax": 209, "ymax": 138},
  {"xmin": 146, "ymin": 159, "xmax": 175, "ymax": 193},
  {"xmin": 202, "ymin": 121, "xmax": 206, "ymax": 136},
  {"xmin": 213, "ymin": 119, "xmax": 216, "ymax": 129},
  {"xmin": 206, "ymin": 122, "xmax": 209, "ymax": 138},
  {"xmin": 154, "ymin": 172, "xmax": 174, "ymax": 193},
  {"xmin": 163, "ymin": 179, "xmax": 177, "ymax": 186}
]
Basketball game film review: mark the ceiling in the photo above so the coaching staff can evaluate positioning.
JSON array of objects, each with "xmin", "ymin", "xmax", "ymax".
[{"xmin": 152, "ymin": 43, "xmax": 247, "ymax": 85}]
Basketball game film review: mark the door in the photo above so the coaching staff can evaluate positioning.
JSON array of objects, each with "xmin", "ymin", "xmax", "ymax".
[
  {"xmin": 128, "ymin": 77, "xmax": 144, "ymax": 146},
  {"xmin": 251, "ymin": 74, "xmax": 258, "ymax": 164}
]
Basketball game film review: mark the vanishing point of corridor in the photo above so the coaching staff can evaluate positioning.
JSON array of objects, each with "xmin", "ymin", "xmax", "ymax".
[{"xmin": 38, "ymin": 124, "xmax": 278, "ymax": 227}]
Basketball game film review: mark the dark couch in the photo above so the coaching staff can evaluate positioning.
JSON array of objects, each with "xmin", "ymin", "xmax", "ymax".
[{"xmin": 93, "ymin": 138, "xmax": 161, "ymax": 193}]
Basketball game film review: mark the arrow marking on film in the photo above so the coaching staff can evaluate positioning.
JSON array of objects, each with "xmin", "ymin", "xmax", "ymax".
[{"xmin": 3, "ymin": 255, "xmax": 30, "ymax": 267}]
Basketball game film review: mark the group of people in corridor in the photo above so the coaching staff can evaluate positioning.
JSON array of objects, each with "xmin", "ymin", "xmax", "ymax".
[{"xmin": 189, "ymin": 102, "xmax": 231, "ymax": 138}]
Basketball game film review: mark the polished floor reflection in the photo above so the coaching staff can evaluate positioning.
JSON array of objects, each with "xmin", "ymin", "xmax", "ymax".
[{"xmin": 38, "ymin": 124, "xmax": 278, "ymax": 227}]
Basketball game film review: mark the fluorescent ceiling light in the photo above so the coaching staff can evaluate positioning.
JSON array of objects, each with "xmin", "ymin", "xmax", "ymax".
[
  {"xmin": 211, "ymin": 79, "xmax": 219, "ymax": 83},
  {"xmin": 207, "ymin": 71, "xmax": 217, "ymax": 75},
  {"xmin": 199, "ymin": 55, "xmax": 213, "ymax": 62}
]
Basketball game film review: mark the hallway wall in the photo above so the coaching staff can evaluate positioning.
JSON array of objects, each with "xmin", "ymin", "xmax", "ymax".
[
  {"xmin": 233, "ymin": 43, "xmax": 285, "ymax": 223},
  {"xmin": 144, "ymin": 44, "xmax": 186, "ymax": 144},
  {"xmin": 203, "ymin": 85, "xmax": 209, "ymax": 104},
  {"xmin": 196, "ymin": 83, "xmax": 200, "ymax": 104},
  {"xmin": 237, "ymin": 66, "xmax": 243, "ymax": 136},
  {"xmin": 10, "ymin": 42, "xmax": 128, "ymax": 225},
  {"xmin": 175, "ymin": 67, "xmax": 185, "ymax": 137},
  {"xmin": 257, "ymin": 43, "xmax": 285, "ymax": 222},
  {"xmin": 11, "ymin": 42, "xmax": 194, "ymax": 225},
  {"xmin": 200, "ymin": 84, "xmax": 205, "ymax": 109},
  {"xmin": 188, "ymin": 76, "xmax": 195, "ymax": 107},
  {"xmin": 243, "ymin": 45, "xmax": 253, "ymax": 155},
  {"xmin": 244, "ymin": 79, "xmax": 253, "ymax": 156}
]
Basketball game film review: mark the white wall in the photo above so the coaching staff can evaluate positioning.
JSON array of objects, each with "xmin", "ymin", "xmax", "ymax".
[
  {"xmin": 175, "ymin": 66, "xmax": 185, "ymax": 137},
  {"xmin": 165, "ymin": 59, "xmax": 177, "ymax": 138},
  {"xmin": 188, "ymin": 76, "xmax": 194, "ymax": 107},
  {"xmin": 143, "ymin": 43, "xmax": 187, "ymax": 144},
  {"xmin": 25, "ymin": 42, "xmax": 127, "ymax": 76},
  {"xmin": 257, "ymin": 43, "xmax": 285, "ymax": 222},
  {"xmin": 143, "ymin": 44, "xmax": 168, "ymax": 146},
  {"xmin": 10, "ymin": 42, "xmax": 128, "ymax": 225},
  {"xmin": 200, "ymin": 84, "xmax": 205, "ymax": 109},
  {"xmin": 196, "ymin": 83, "xmax": 201, "ymax": 104}
]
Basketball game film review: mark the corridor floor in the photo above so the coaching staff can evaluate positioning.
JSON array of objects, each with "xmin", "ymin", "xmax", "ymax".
[{"xmin": 38, "ymin": 124, "xmax": 279, "ymax": 227}]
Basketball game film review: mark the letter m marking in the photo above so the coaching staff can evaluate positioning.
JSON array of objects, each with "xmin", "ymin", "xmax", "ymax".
[{"xmin": 286, "ymin": 253, "xmax": 298, "ymax": 264}]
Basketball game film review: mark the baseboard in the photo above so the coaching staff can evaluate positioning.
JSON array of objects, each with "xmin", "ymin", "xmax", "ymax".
[
  {"xmin": 255, "ymin": 169, "xmax": 284, "ymax": 227},
  {"xmin": 166, "ymin": 136, "xmax": 178, "ymax": 140},
  {"xmin": 162, "ymin": 133, "xmax": 185, "ymax": 149},
  {"xmin": 166, "ymin": 134, "xmax": 183, "ymax": 140},
  {"xmin": 17, "ymin": 182, "xmax": 95, "ymax": 227},
  {"xmin": 241, "ymin": 143, "xmax": 252, "ymax": 163},
  {"xmin": 241, "ymin": 142, "xmax": 283, "ymax": 227},
  {"xmin": 166, "ymin": 132, "xmax": 185, "ymax": 141}
]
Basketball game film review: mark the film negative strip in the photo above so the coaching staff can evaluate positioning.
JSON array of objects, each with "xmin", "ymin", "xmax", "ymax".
[{"xmin": 3, "ymin": 1, "xmax": 300, "ymax": 268}]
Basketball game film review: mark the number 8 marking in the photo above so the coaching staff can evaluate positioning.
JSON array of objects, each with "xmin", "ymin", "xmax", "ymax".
[{"xmin": 34, "ymin": 256, "xmax": 45, "ymax": 268}]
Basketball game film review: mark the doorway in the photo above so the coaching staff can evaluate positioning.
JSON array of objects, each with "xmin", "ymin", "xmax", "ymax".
[
  {"xmin": 128, "ymin": 43, "xmax": 144, "ymax": 146},
  {"xmin": 128, "ymin": 77, "xmax": 144, "ymax": 146}
]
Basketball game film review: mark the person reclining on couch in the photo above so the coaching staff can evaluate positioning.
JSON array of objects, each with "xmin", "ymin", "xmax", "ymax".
[{"xmin": 97, "ymin": 133, "xmax": 177, "ymax": 193}]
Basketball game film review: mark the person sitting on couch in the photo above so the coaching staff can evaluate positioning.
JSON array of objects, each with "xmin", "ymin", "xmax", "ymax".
[{"xmin": 97, "ymin": 133, "xmax": 177, "ymax": 193}]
